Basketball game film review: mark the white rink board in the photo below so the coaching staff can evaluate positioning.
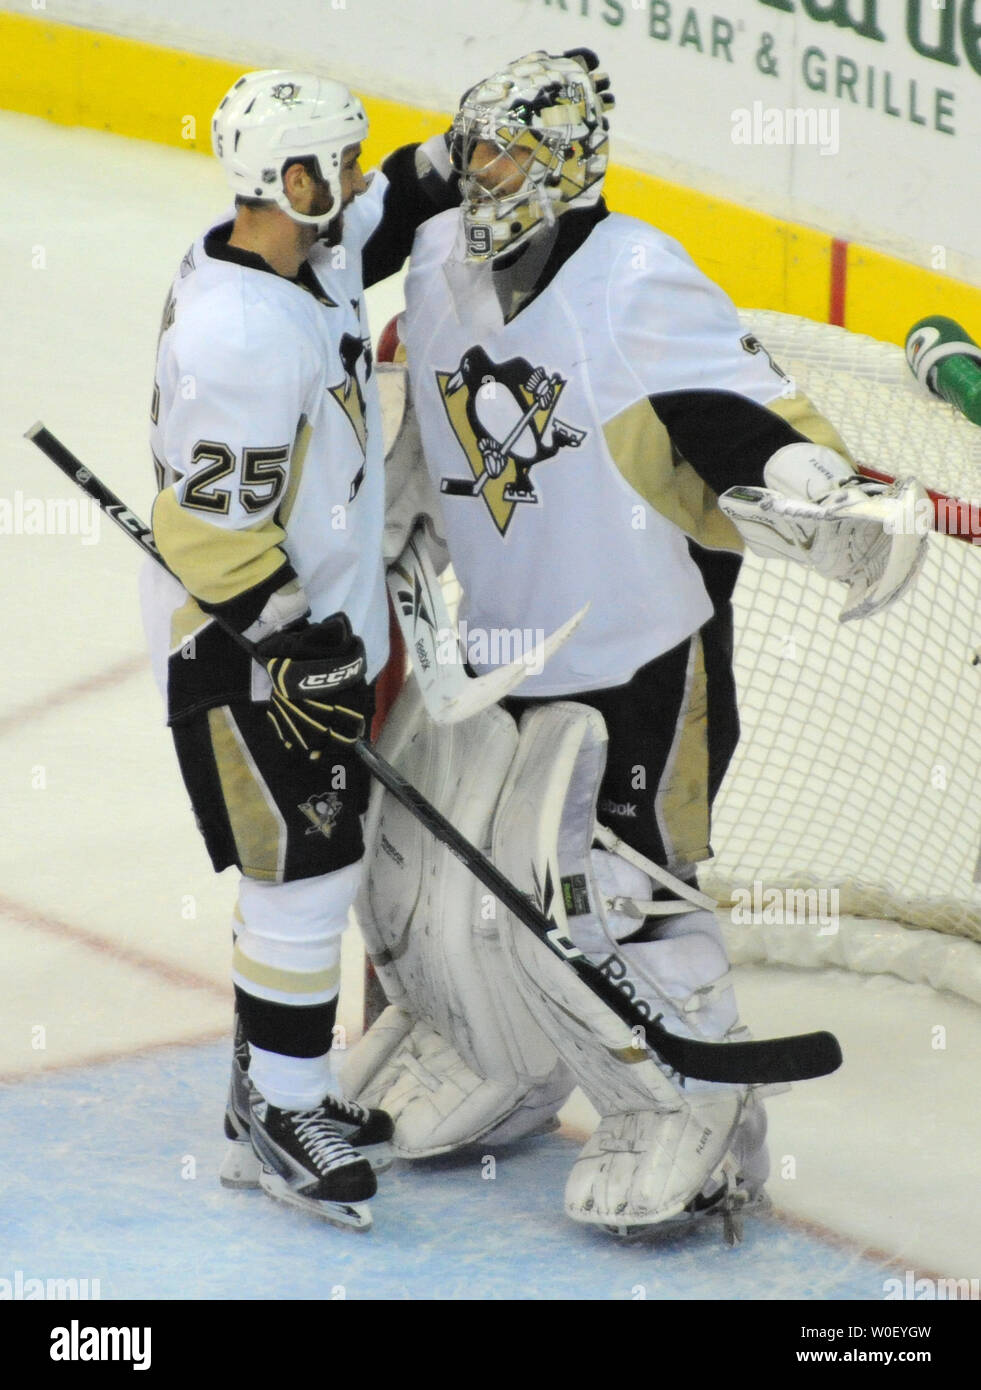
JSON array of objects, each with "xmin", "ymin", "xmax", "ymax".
[{"xmin": 5, "ymin": 0, "xmax": 981, "ymax": 280}]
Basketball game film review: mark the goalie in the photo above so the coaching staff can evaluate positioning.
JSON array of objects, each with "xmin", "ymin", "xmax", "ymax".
[{"xmin": 343, "ymin": 50, "xmax": 928, "ymax": 1238}]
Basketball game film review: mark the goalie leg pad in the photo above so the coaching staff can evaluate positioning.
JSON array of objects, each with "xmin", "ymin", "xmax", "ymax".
[
  {"xmin": 564, "ymin": 1092, "xmax": 743, "ymax": 1229},
  {"xmin": 340, "ymin": 680, "xmax": 574, "ymax": 1153},
  {"xmin": 341, "ymin": 1005, "xmax": 570, "ymax": 1156},
  {"xmin": 490, "ymin": 701, "xmax": 766, "ymax": 1227},
  {"xmin": 490, "ymin": 702, "xmax": 703, "ymax": 1116}
]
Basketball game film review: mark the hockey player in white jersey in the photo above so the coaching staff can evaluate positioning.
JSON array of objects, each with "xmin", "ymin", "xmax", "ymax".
[
  {"xmin": 142, "ymin": 70, "xmax": 460, "ymax": 1228},
  {"xmin": 344, "ymin": 50, "xmax": 925, "ymax": 1237}
]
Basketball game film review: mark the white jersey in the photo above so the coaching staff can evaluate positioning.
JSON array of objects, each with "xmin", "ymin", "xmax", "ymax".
[
  {"xmin": 144, "ymin": 177, "xmax": 390, "ymax": 719},
  {"xmin": 402, "ymin": 208, "xmax": 835, "ymax": 696}
]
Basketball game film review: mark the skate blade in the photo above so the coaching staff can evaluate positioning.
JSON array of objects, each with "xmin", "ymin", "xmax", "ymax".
[
  {"xmin": 359, "ymin": 1141, "xmax": 395, "ymax": 1174},
  {"xmin": 258, "ymin": 1168, "xmax": 373, "ymax": 1230},
  {"xmin": 601, "ymin": 1187, "xmax": 771, "ymax": 1245},
  {"xmin": 219, "ymin": 1140, "xmax": 261, "ymax": 1189}
]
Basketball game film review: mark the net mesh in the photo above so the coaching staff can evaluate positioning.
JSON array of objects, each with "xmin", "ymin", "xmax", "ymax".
[{"xmin": 703, "ymin": 311, "xmax": 981, "ymax": 939}]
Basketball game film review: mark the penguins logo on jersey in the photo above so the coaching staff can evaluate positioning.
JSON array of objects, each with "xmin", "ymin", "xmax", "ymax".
[
  {"xmin": 436, "ymin": 346, "xmax": 587, "ymax": 536},
  {"xmin": 328, "ymin": 332, "xmax": 370, "ymax": 500},
  {"xmin": 299, "ymin": 792, "xmax": 343, "ymax": 839}
]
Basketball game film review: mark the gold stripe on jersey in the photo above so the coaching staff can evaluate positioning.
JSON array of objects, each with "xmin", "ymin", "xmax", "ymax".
[
  {"xmin": 766, "ymin": 392, "xmax": 855, "ymax": 462},
  {"xmin": 603, "ymin": 388, "xmax": 856, "ymax": 554},
  {"xmin": 231, "ymin": 944, "xmax": 341, "ymax": 999},
  {"xmin": 207, "ymin": 707, "xmax": 286, "ymax": 882},
  {"xmin": 153, "ymin": 488, "xmax": 288, "ymax": 606},
  {"xmin": 603, "ymin": 398, "xmax": 745, "ymax": 554},
  {"xmin": 655, "ymin": 634, "xmax": 711, "ymax": 868},
  {"xmin": 276, "ymin": 414, "xmax": 311, "ymax": 529}
]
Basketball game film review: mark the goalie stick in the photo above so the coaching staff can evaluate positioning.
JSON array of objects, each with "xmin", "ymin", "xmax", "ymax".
[
  {"xmin": 25, "ymin": 421, "xmax": 842, "ymax": 1086},
  {"xmin": 439, "ymin": 378, "xmax": 559, "ymax": 497},
  {"xmin": 387, "ymin": 524, "xmax": 587, "ymax": 724}
]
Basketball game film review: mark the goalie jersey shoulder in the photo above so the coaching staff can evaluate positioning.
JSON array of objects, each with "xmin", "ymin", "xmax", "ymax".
[
  {"xmin": 407, "ymin": 210, "xmax": 793, "ymax": 424},
  {"xmin": 581, "ymin": 214, "xmax": 793, "ymax": 420}
]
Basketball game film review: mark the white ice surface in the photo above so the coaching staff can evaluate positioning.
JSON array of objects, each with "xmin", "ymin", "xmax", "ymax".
[{"xmin": 2, "ymin": 112, "xmax": 980, "ymax": 1297}]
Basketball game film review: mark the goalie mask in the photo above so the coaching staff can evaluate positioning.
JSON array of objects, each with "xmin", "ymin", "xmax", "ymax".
[
  {"xmin": 451, "ymin": 50, "xmax": 613, "ymax": 264},
  {"xmin": 211, "ymin": 69, "xmax": 369, "ymax": 236}
]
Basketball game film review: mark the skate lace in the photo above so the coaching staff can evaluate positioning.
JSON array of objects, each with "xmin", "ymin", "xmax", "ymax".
[
  {"xmin": 322, "ymin": 1093, "xmax": 368, "ymax": 1126},
  {"xmin": 292, "ymin": 1111, "xmax": 359, "ymax": 1174}
]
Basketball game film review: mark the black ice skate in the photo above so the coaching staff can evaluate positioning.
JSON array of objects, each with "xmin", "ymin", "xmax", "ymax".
[
  {"xmin": 248, "ymin": 1094, "xmax": 380, "ymax": 1229},
  {"xmin": 219, "ymin": 1015, "xmax": 395, "ymax": 1191},
  {"xmin": 219, "ymin": 1013, "xmax": 258, "ymax": 1189}
]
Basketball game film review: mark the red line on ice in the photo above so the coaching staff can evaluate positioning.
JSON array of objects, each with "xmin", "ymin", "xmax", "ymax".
[
  {"xmin": 0, "ymin": 1027, "xmax": 229, "ymax": 1085},
  {"xmin": 0, "ymin": 651, "xmax": 149, "ymax": 738},
  {"xmin": 0, "ymin": 890, "xmax": 229, "ymax": 999}
]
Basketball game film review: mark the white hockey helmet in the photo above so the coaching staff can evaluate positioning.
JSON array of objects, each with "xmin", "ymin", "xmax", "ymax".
[
  {"xmin": 451, "ymin": 50, "xmax": 613, "ymax": 263},
  {"xmin": 211, "ymin": 70, "xmax": 369, "ymax": 233}
]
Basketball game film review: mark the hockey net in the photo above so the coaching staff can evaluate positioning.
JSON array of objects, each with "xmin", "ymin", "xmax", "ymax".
[{"xmin": 375, "ymin": 310, "xmax": 981, "ymax": 1007}]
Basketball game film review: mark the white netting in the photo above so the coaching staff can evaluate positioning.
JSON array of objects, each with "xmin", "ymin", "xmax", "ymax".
[{"xmin": 702, "ymin": 311, "xmax": 981, "ymax": 941}]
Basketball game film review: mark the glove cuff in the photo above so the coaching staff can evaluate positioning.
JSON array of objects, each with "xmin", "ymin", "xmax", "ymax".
[{"xmin": 197, "ymin": 560, "xmax": 302, "ymax": 635}]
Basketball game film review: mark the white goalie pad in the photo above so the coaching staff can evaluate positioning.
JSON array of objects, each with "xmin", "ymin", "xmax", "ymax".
[
  {"xmin": 339, "ymin": 678, "xmax": 574, "ymax": 1155},
  {"xmin": 718, "ymin": 476, "xmax": 929, "ymax": 622},
  {"xmin": 489, "ymin": 701, "xmax": 760, "ymax": 1228},
  {"xmin": 489, "ymin": 702, "xmax": 723, "ymax": 1116}
]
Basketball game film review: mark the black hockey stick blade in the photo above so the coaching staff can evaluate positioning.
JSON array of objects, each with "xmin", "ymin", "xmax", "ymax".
[
  {"xmin": 27, "ymin": 423, "xmax": 844, "ymax": 1086},
  {"xmin": 646, "ymin": 1019, "xmax": 842, "ymax": 1085}
]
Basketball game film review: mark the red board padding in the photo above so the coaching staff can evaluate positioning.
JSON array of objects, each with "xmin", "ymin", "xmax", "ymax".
[{"xmin": 376, "ymin": 314, "xmax": 401, "ymax": 364}]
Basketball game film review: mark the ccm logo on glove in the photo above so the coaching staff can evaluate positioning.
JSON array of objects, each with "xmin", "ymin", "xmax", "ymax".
[
  {"xmin": 297, "ymin": 658, "xmax": 366, "ymax": 692},
  {"xmin": 256, "ymin": 613, "xmax": 371, "ymax": 753}
]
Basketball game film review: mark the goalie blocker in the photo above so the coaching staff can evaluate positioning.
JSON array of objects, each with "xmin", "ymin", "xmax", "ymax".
[{"xmin": 342, "ymin": 684, "xmax": 772, "ymax": 1236}]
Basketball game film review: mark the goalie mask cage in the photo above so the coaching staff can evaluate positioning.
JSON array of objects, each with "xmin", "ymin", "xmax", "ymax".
[{"xmin": 372, "ymin": 309, "xmax": 981, "ymax": 1016}]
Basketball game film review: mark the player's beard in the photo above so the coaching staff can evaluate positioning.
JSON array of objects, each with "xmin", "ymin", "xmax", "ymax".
[{"xmin": 318, "ymin": 210, "xmax": 344, "ymax": 246}]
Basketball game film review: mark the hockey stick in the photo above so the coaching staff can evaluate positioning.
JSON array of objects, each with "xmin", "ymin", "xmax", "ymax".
[
  {"xmin": 440, "ymin": 383, "xmax": 555, "ymax": 497},
  {"xmin": 387, "ymin": 524, "xmax": 587, "ymax": 724},
  {"xmin": 441, "ymin": 470, "xmax": 493, "ymax": 499},
  {"xmin": 25, "ymin": 422, "xmax": 842, "ymax": 1085},
  {"xmin": 856, "ymin": 463, "xmax": 981, "ymax": 544}
]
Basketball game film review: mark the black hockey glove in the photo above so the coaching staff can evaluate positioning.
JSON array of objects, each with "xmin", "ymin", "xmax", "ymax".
[{"xmin": 256, "ymin": 614, "xmax": 369, "ymax": 755}]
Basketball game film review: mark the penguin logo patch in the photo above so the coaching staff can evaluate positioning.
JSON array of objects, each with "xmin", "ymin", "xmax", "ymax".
[
  {"xmin": 436, "ymin": 347, "xmax": 587, "ymax": 535},
  {"xmin": 299, "ymin": 792, "xmax": 343, "ymax": 839}
]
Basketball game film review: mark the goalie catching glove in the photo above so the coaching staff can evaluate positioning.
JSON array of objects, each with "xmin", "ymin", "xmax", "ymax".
[
  {"xmin": 256, "ymin": 614, "xmax": 369, "ymax": 753},
  {"xmin": 719, "ymin": 442, "xmax": 929, "ymax": 622}
]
